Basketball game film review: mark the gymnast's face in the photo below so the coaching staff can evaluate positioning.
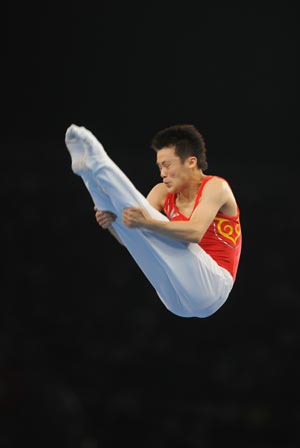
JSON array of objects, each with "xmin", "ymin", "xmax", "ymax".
[{"xmin": 156, "ymin": 146, "xmax": 196, "ymax": 193}]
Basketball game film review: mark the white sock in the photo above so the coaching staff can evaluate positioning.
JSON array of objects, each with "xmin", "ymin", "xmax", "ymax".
[{"xmin": 65, "ymin": 124, "xmax": 108, "ymax": 175}]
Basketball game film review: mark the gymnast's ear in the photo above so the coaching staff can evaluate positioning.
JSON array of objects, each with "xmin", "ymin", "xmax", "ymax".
[{"xmin": 187, "ymin": 156, "xmax": 198, "ymax": 168}]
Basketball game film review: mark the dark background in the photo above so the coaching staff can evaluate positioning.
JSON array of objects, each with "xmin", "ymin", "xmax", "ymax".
[{"xmin": 1, "ymin": 4, "xmax": 298, "ymax": 447}]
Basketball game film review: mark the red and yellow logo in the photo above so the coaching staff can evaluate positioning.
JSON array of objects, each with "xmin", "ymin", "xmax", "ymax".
[{"xmin": 214, "ymin": 217, "xmax": 241, "ymax": 245}]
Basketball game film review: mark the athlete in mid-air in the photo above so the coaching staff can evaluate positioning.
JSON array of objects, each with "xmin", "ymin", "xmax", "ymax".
[{"xmin": 65, "ymin": 123, "xmax": 242, "ymax": 318}]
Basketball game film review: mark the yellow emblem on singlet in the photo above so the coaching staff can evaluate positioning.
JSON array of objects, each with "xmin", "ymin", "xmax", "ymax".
[{"xmin": 214, "ymin": 217, "xmax": 241, "ymax": 245}]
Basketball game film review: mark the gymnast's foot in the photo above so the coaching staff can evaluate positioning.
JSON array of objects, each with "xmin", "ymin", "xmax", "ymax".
[{"xmin": 65, "ymin": 124, "xmax": 108, "ymax": 175}]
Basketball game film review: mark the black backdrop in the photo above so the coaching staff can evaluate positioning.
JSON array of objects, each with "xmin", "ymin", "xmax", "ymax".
[{"xmin": 1, "ymin": 4, "xmax": 298, "ymax": 448}]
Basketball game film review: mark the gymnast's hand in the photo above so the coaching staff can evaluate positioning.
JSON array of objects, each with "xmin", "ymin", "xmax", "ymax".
[
  {"xmin": 122, "ymin": 206, "xmax": 152, "ymax": 228},
  {"xmin": 94, "ymin": 207, "xmax": 117, "ymax": 229}
]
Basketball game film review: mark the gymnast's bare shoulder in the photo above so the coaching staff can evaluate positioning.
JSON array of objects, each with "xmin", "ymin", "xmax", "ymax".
[{"xmin": 146, "ymin": 182, "xmax": 168, "ymax": 212}]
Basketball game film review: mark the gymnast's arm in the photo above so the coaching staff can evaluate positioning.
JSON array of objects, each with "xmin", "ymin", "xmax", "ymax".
[
  {"xmin": 94, "ymin": 208, "xmax": 124, "ymax": 245},
  {"xmin": 93, "ymin": 183, "xmax": 165, "ymax": 245},
  {"xmin": 122, "ymin": 178, "xmax": 232, "ymax": 243}
]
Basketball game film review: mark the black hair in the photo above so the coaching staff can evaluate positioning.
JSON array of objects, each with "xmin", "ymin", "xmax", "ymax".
[{"xmin": 150, "ymin": 124, "xmax": 208, "ymax": 170}]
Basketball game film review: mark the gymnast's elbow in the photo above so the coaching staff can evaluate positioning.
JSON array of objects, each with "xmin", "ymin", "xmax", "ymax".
[{"xmin": 187, "ymin": 227, "xmax": 205, "ymax": 244}]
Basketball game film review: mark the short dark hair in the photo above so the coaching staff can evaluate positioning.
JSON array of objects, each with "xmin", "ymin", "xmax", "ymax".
[{"xmin": 150, "ymin": 124, "xmax": 208, "ymax": 170}]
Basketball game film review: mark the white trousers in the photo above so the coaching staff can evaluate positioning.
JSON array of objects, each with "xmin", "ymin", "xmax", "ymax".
[{"xmin": 65, "ymin": 125, "xmax": 233, "ymax": 318}]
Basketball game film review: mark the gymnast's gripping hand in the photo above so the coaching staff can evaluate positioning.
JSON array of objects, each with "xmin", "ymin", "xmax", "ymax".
[
  {"xmin": 94, "ymin": 207, "xmax": 117, "ymax": 229},
  {"xmin": 122, "ymin": 206, "xmax": 152, "ymax": 228}
]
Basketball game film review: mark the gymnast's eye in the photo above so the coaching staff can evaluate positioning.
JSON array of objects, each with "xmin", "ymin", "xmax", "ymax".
[{"xmin": 157, "ymin": 162, "xmax": 171, "ymax": 173}]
